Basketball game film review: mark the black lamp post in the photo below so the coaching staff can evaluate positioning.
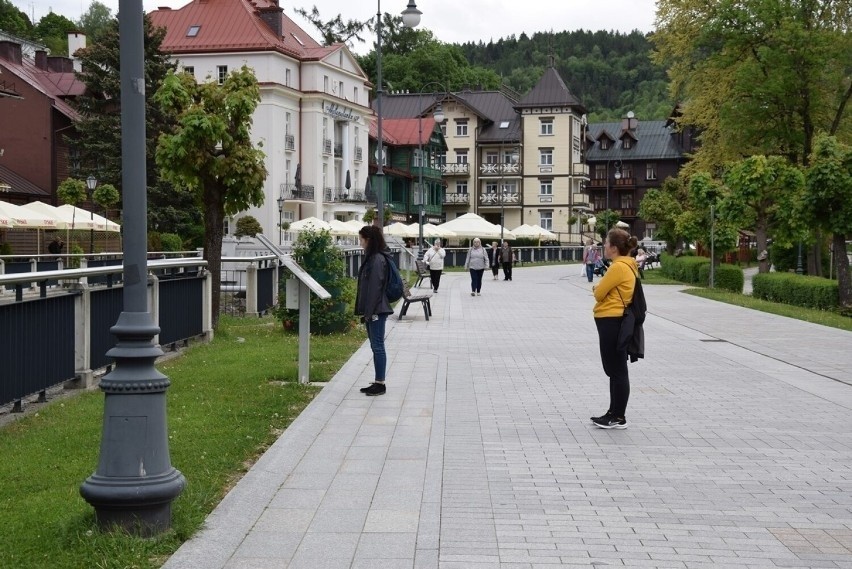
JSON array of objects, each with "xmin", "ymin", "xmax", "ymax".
[
  {"xmin": 80, "ymin": 0, "xmax": 184, "ymax": 535},
  {"xmin": 277, "ymin": 193, "xmax": 285, "ymax": 245},
  {"xmin": 86, "ymin": 174, "xmax": 97, "ymax": 254},
  {"xmin": 796, "ymin": 241, "xmax": 804, "ymax": 274},
  {"xmin": 417, "ymin": 83, "xmax": 446, "ymax": 258},
  {"xmin": 373, "ymin": 0, "xmax": 421, "ymax": 231}
]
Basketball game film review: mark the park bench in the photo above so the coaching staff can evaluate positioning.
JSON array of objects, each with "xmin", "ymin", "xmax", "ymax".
[
  {"xmin": 414, "ymin": 260, "xmax": 431, "ymax": 288},
  {"xmin": 399, "ymin": 281, "xmax": 432, "ymax": 321}
]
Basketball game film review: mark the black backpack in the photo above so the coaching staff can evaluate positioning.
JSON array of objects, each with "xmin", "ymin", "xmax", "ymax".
[
  {"xmin": 616, "ymin": 264, "xmax": 647, "ymax": 361},
  {"xmin": 383, "ymin": 253, "xmax": 404, "ymax": 302}
]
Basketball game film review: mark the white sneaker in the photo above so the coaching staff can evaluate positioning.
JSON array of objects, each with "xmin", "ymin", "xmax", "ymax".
[{"xmin": 476, "ymin": 292, "xmax": 481, "ymax": 296}]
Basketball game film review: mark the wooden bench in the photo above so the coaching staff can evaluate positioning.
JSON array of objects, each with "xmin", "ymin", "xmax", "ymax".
[
  {"xmin": 414, "ymin": 260, "xmax": 431, "ymax": 288},
  {"xmin": 399, "ymin": 281, "xmax": 432, "ymax": 321}
]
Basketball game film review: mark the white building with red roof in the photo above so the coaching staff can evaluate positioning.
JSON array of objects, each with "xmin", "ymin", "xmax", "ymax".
[{"xmin": 149, "ymin": 0, "xmax": 377, "ymax": 242}]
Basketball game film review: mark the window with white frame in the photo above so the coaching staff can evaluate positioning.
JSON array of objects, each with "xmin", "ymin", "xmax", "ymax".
[
  {"xmin": 282, "ymin": 210, "xmax": 294, "ymax": 241},
  {"xmin": 540, "ymin": 148, "xmax": 553, "ymax": 166},
  {"xmin": 414, "ymin": 148, "xmax": 424, "ymax": 168},
  {"xmin": 354, "ymin": 86, "xmax": 358, "ymax": 103},
  {"xmin": 322, "ymin": 117, "xmax": 328, "ymax": 139},
  {"xmin": 486, "ymin": 182, "xmax": 498, "ymax": 194},
  {"xmin": 217, "ymin": 65, "xmax": 228, "ymax": 85},
  {"xmin": 456, "ymin": 150, "xmax": 468, "ymax": 164},
  {"xmin": 455, "ymin": 120, "xmax": 468, "ymax": 137},
  {"xmin": 436, "ymin": 151, "xmax": 446, "ymax": 166},
  {"xmin": 540, "ymin": 118, "xmax": 553, "ymax": 136},
  {"xmin": 539, "ymin": 210, "xmax": 553, "ymax": 230},
  {"xmin": 623, "ymin": 137, "xmax": 632, "ymax": 149},
  {"xmin": 620, "ymin": 194, "xmax": 634, "ymax": 210},
  {"xmin": 485, "ymin": 151, "xmax": 498, "ymax": 164},
  {"xmin": 182, "ymin": 65, "xmax": 194, "ymax": 76},
  {"xmin": 286, "ymin": 159, "xmax": 291, "ymax": 182},
  {"xmin": 503, "ymin": 149, "xmax": 518, "ymax": 163},
  {"xmin": 595, "ymin": 164, "xmax": 607, "ymax": 179},
  {"xmin": 600, "ymin": 139, "xmax": 610, "ymax": 150},
  {"xmin": 456, "ymin": 181, "xmax": 467, "ymax": 194},
  {"xmin": 285, "ymin": 112, "xmax": 291, "ymax": 135},
  {"xmin": 539, "ymin": 179, "xmax": 553, "ymax": 195},
  {"xmin": 322, "ymin": 164, "xmax": 327, "ymax": 188},
  {"xmin": 323, "ymin": 75, "xmax": 329, "ymax": 92},
  {"xmin": 646, "ymin": 162, "xmax": 658, "ymax": 180},
  {"xmin": 285, "ymin": 68, "xmax": 291, "ymax": 86}
]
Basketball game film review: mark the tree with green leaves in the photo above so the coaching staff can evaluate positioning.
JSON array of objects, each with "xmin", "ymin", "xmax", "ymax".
[
  {"xmin": 803, "ymin": 134, "xmax": 852, "ymax": 307},
  {"xmin": 154, "ymin": 66, "xmax": 268, "ymax": 328},
  {"xmin": 652, "ymin": 0, "xmax": 852, "ymax": 174},
  {"xmin": 76, "ymin": 1, "xmax": 113, "ymax": 42},
  {"xmin": 293, "ymin": 5, "xmax": 370, "ymax": 47},
  {"xmin": 0, "ymin": 0, "xmax": 33, "ymax": 38},
  {"xmin": 70, "ymin": 15, "xmax": 198, "ymax": 237},
  {"xmin": 637, "ymin": 178, "xmax": 686, "ymax": 253},
  {"xmin": 234, "ymin": 215, "xmax": 263, "ymax": 239},
  {"xmin": 720, "ymin": 156, "xmax": 805, "ymax": 274},
  {"xmin": 680, "ymin": 172, "xmax": 739, "ymax": 266},
  {"xmin": 32, "ymin": 12, "xmax": 76, "ymax": 55}
]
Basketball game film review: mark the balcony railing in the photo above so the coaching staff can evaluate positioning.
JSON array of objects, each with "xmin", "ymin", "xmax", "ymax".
[
  {"xmin": 573, "ymin": 163, "xmax": 589, "ymax": 177},
  {"xmin": 322, "ymin": 139, "xmax": 332, "ymax": 155},
  {"xmin": 280, "ymin": 183, "xmax": 315, "ymax": 201},
  {"xmin": 355, "ymin": 146, "xmax": 363, "ymax": 161},
  {"xmin": 285, "ymin": 134, "xmax": 295, "ymax": 151},
  {"xmin": 479, "ymin": 163, "xmax": 521, "ymax": 176},
  {"xmin": 443, "ymin": 192, "xmax": 470, "ymax": 205},
  {"xmin": 614, "ymin": 177, "xmax": 636, "ymax": 187},
  {"xmin": 441, "ymin": 162, "xmax": 470, "ymax": 176},
  {"xmin": 479, "ymin": 191, "xmax": 520, "ymax": 206},
  {"xmin": 333, "ymin": 143, "xmax": 343, "ymax": 158},
  {"xmin": 323, "ymin": 187, "xmax": 370, "ymax": 203}
]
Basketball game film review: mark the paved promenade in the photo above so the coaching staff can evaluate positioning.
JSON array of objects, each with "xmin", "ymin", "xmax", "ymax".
[{"xmin": 163, "ymin": 264, "xmax": 852, "ymax": 569}]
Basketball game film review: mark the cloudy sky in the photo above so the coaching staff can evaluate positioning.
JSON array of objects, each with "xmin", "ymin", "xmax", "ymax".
[{"xmin": 14, "ymin": 0, "xmax": 658, "ymax": 48}]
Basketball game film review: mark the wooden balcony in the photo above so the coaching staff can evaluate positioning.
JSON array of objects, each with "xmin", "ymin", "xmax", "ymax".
[
  {"xmin": 479, "ymin": 163, "xmax": 521, "ymax": 176},
  {"xmin": 440, "ymin": 162, "xmax": 470, "ymax": 176},
  {"xmin": 443, "ymin": 192, "xmax": 470, "ymax": 205}
]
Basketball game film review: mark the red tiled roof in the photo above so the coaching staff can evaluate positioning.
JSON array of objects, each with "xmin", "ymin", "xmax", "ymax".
[
  {"xmin": 149, "ymin": 0, "xmax": 336, "ymax": 60},
  {"xmin": 381, "ymin": 117, "xmax": 436, "ymax": 146}
]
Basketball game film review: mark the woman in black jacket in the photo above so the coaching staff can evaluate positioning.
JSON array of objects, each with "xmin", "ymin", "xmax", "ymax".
[{"xmin": 355, "ymin": 225, "xmax": 394, "ymax": 396}]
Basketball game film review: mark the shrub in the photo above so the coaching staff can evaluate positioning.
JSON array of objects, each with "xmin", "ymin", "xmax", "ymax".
[
  {"xmin": 234, "ymin": 215, "xmax": 263, "ymax": 238},
  {"xmin": 698, "ymin": 263, "xmax": 744, "ymax": 293},
  {"xmin": 274, "ymin": 229, "xmax": 354, "ymax": 334},
  {"xmin": 660, "ymin": 253, "xmax": 710, "ymax": 284},
  {"xmin": 159, "ymin": 233, "xmax": 183, "ymax": 252},
  {"xmin": 0, "ymin": 242, "xmax": 12, "ymax": 256},
  {"xmin": 752, "ymin": 273, "xmax": 839, "ymax": 310}
]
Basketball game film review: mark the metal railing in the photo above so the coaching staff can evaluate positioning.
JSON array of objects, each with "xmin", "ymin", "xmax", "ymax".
[
  {"xmin": 441, "ymin": 162, "xmax": 470, "ymax": 175},
  {"xmin": 355, "ymin": 146, "xmax": 363, "ymax": 161},
  {"xmin": 479, "ymin": 191, "xmax": 520, "ymax": 205},
  {"xmin": 322, "ymin": 139, "xmax": 332, "ymax": 154},
  {"xmin": 285, "ymin": 134, "xmax": 295, "ymax": 150},
  {"xmin": 443, "ymin": 192, "xmax": 470, "ymax": 205},
  {"xmin": 280, "ymin": 183, "xmax": 315, "ymax": 201},
  {"xmin": 479, "ymin": 163, "xmax": 521, "ymax": 175}
]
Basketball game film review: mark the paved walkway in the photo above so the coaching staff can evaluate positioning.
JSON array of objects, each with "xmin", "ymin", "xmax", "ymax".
[{"xmin": 163, "ymin": 265, "xmax": 852, "ymax": 569}]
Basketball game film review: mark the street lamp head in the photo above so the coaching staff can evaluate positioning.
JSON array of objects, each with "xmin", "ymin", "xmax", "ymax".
[
  {"xmin": 401, "ymin": 1, "xmax": 422, "ymax": 28},
  {"xmin": 432, "ymin": 102, "xmax": 445, "ymax": 124},
  {"xmin": 86, "ymin": 174, "xmax": 98, "ymax": 191},
  {"xmin": 277, "ymin": 194, "xmax": 285, "ymax": 212}
]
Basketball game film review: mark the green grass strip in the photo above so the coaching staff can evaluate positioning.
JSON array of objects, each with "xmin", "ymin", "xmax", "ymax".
[{"xmin": 0, "ymin": 315, "xmax": 366, "ymax": 569}]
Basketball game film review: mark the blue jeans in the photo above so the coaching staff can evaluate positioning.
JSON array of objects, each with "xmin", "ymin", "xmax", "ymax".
[
  {"xmin": 469, "ymin": 269, "xmax": 485, "ymax": 292},
  {"xmin": 365, "ymin": 314, "xmax": 388, "ymax": 381},
  {"xmin": 585, "ymin": 263, "xmax": 595, "ymax": 282}
]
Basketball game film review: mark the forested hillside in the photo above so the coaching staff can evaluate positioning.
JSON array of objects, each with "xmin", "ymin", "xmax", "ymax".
[{"xmin": 457, "ymin": 30, "xmax": 672, "ymax": 121}]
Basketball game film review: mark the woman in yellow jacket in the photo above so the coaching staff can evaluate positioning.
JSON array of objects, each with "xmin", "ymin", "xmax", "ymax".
[{"xmin": 590, "ymin": 228, "xmax": 639, "ymax": 429}]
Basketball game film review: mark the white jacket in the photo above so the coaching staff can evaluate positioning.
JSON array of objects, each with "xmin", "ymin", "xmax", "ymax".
[{"xmin": 423, "ymin": 246, "xmax": 446, "ymax": 270}]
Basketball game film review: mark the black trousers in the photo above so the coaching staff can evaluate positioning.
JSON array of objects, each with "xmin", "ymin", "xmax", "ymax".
[
  {"xmin": 595, "ymin": 316, "xmax": 630, "ymax": 417},
  {"xmin": 502, "ymin": 261, "xmax": 512, "ymax": 280},
  {"xmin": 429, "ymin": 269, "xmax": 442, "ymax": 291}
]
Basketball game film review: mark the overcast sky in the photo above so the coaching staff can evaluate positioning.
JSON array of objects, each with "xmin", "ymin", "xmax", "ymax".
[{"xmin": 14, "ymin": 0, "xmax": 657, "ymax": 48}]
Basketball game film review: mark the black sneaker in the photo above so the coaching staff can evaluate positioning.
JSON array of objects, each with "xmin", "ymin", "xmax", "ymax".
[
  {"xmin": 363, "ymin": 382, "xmax": 386, "ymax": 396},
  {"xmin": 590, "ymin": 411, "xmax": 612, "ymax": 423},
  {"xmin": 360, "ymin": 382, "xmax": 382, "ymax": 393},
  {"xmin": 592, "ymin": 415, "xmax": 627, "ymax": 429}
]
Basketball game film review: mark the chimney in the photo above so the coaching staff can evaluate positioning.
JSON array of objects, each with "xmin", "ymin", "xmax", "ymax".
[
  {"xmin": 67, "ymin": 31, "xmax": 87, "ymax": 72},
  {"xmin": 257, "ymin": 5, "xmax": 284, "ymax": 37},
  {"xmin": 35, "ymin": 50, "xmax": 48, "ymax": 70},
  {"xmin": 0, "ymin": 41, "xmax": 23, "ymax": 65},
  {"xmin": 47, "ymin": 56, "xmax": 74, "ymax": 73}
]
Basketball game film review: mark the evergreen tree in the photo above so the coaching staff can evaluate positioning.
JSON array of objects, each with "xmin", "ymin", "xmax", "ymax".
[{"xmin": 70, "ymin": 15, "xmax": 199, "ymax": 237}]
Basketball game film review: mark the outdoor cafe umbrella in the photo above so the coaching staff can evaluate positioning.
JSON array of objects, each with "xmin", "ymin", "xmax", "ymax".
[
  {"xmin": 421, "ymin": 223, "xmax": 456, "ymax": 239},
  {"xmin": 57, "ymin": 204, "xmax": 121, "ymax": 232},
  {"xmin": 328, "ymin": 218, "xmax": 359, "ymax": 236},
  {"xmin": 0, "ymin": 200, "xmax": 59, "ymax": 229},
  {"xmin": 435, "ymin": 213, "xmax": 514, "ymax": 239},
  {"xmin": 384, "ymin": 222, "xmax": 416, "ymax": 238},
  {"xmin": 288, "ymin": 216, "xmax": 332, "ymax": 232}
]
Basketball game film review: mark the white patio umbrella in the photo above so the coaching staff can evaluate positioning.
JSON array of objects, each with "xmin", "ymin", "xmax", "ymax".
[
  {"xmin": 345, "ymin": 219, "xmax": 366, "ymax": 231},
  {"xmin": 23, "ymin": 201, "xmax": 97, "ymax": 230},
  {"xmin": 327, "ymin": 218, "xmax": 359, "ymax": 236},
  {"xmin": 57, "ymin": 204, "xmax": 121, "ymax": 232},
  {"xmin": 436, "ymin": 213, "xmax": 513, "ymax": 239},
  {"xmin": 384, "ymin": 222, "xmax": 416, "ymax": 237},
  {"xmin": 615, "ymin": 220, "xmax": 630, "ymax": 229},
  {"xmin": 288, "ymin": 216, "xmax": 332, "ymax": 232},
  {"xmin": 0, "ymin": 200, "xmax": 60, "ymax": 229},
  {"xmin": 421, "ymin": 223, "xmax": 455, "ymax": 239},
  {"xmin": 509, "ymin": 224, "xmax": 543, "ymax": 238},
  {"xmin": 530, "ymin": 224, "xmax": 558, "ymax": 239}
]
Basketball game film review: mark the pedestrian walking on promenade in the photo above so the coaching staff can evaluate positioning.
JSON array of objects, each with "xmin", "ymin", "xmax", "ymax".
[
  {"xmin": 355, "ymin": 225, "xmax": 394, "ymax": 396},
  {"xmin": 583, "ymin": 238, "xmax": 600, "ymax": 283},
  {"xmin": 500, "ymin": 240, "xmax": 513, "ymax": 281},
  {"xmin": 488, "ymin": 241, "xmax": 500, "ymax": 280},
  {"xmin": 464, "ymin": 238, "xmax": 489, "ymax": 296},
  {"xmin": 423, "ymin": 239, "xmax": 446, "ymax": 293},
  {"xmin": 590, "ymin": 228, "xmax": 640, "ymax": 429}
]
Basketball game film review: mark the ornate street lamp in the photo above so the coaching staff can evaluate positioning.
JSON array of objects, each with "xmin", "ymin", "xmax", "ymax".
[
  {"xmin": 373, "ymin": 0, "xmax": 421, "ymax": 231},
  {"xmin": 277, "ymin": 192, "xmax": 285, "ymax": 246},
  {"xmin": 417, "ymin": 83, "xmax": 446, "ymax": 258},
  {"xmin": 86, "ymin": 174, "xmax": 97, "ymax": 254}
]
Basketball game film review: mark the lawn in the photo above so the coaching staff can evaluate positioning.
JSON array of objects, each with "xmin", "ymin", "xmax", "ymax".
[{"xmin": 0, "ymin": 315, "xmax": 366, "ymax": 569}]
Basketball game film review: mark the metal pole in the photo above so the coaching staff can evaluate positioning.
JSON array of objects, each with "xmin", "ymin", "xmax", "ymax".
[
  {"xmin": 375, "ymin": 0, "xmax": 385, "ymax": 230},
  {"xmin": 796, "ymin": 241, "xmax": 804, "ymax": 274},
  {"xmin": 418, "ymin": 90, "xmax": 424, "ymax": 258},
  {"xmin": 80, "ymin": 0, "xmax": 184, "ymax": 535},
  {"xmin": 710, "ymin": 204, "xmax": 715, "ymax": 288}
]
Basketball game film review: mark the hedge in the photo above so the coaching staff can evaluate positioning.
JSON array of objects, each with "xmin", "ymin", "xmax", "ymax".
[
  {"xmin": 698, "ymin": 263, "xmax": 744, "ymax": 293},
  {"xmin": 752, "ymin": 273, "xmax": 839, "ymax": 310},
  {"xmin": 660, "ymin": 253, "xmax": 710, "ymax": 285}
]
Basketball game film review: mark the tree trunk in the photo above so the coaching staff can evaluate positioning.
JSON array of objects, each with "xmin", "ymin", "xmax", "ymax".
[
  {"xmin": 202, "ymin": 184, "xmax": 226, "ymax": 329},
  {"xmin": 755, "ymin": 224, "xmax": 769, "ymax": 274},
  {"xmin": 835, "ymin": 233, "xmax": 851, "ymax": 308}
]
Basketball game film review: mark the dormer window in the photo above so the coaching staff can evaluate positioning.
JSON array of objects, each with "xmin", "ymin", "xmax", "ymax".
[
  {"xmin": 186, "ymin": 25, "xmax": 201, "ymax": 37},
  {"xmin": 623, "ymin": 138, "xmax": 632, "ymax": 150},
  {"xmin": 601, "ymin": 139, "xmax": 609, "ymax": 150}
]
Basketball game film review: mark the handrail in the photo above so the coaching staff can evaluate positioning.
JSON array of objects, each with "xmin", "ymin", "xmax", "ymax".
[{"xmin": 0, "ymin": 257, "xmax": 209, "ymax": 286}]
